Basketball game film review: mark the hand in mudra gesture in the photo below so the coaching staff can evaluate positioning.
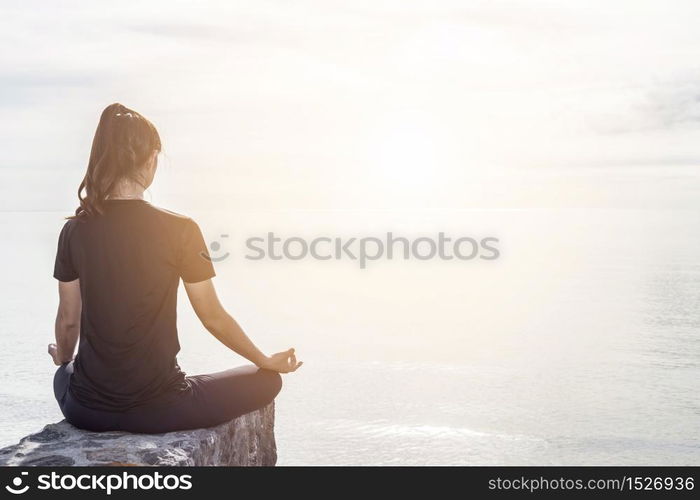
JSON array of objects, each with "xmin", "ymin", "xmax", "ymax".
[
  {"xmin": 260, "ymin": 348, "xmax": 302, "ymax": 373},
  {"xmin": 47, "ymin": 343, "xmax": 73, "ymax": 366}
]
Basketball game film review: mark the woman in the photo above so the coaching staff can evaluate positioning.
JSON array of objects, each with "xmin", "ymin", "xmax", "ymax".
[{"xmin": 48, "ymin": 103, "xmax": 301, "ymax": 433}]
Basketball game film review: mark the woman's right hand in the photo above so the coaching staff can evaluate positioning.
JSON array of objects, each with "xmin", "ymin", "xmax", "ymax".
[
  {"xmin": 260, "ymin": 348, "xmax": 302, "ymax": 373},
  {"xmin": 48, "ymin": 342, "xmax": 73, "ymax": 366}
]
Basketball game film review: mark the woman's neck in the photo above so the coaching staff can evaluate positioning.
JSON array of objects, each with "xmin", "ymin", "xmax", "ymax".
[{"xmin": 108, "ymin": 179, "xmax": 146, "ymax": 200}]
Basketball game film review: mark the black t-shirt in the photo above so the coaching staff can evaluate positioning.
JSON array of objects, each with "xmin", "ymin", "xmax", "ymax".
[{"xmin": 53, "ymin": 200, "xmax": 215, "ymax": 411}]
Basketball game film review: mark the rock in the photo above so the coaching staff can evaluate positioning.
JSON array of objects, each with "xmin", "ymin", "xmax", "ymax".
[{"xmin": 0, "ymin": 403, "xmax": 276, "ymax": 466}]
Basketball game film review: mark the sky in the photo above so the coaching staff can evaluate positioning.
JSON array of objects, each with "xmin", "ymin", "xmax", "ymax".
[{"xmin": 1, "ymin": 0, "xmax": 700, "ymax": 212}]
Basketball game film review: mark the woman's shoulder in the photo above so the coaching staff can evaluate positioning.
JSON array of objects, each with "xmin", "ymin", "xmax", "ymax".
[
  {"xmin": 144, "ymin": 203, "xmax": 199, "ymax": 228},
  {"xmin": 58, "ymin": 216, "xmax": 79, "ymax": 235}
]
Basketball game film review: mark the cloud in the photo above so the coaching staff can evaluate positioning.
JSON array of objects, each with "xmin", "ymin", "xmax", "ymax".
[
  {"xmin": 585, "ymin": 76, "xmax": 700, "ymax": 136},
  {"xmin": 646, "ymin": 78, "xmax": 700, "ymax": 129}
]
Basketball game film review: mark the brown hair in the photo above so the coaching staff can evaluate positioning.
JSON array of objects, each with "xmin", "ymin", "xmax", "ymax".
[{"xmin": 72, "ymin": 103, "xmax": 161, "ymax": 218}]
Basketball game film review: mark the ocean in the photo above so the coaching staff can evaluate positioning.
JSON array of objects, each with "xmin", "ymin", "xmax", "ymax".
[{"xmin": 0, "ymin": 207, "xmax": 698, "ymax": 465}]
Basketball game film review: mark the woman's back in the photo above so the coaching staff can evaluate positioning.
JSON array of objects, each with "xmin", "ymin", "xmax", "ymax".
[
  {"xmin": 54, "ymin": 199, "xmax": 214, "ymax": 411},
  {"xmin": 50, "ymin": 103, "xmax": 298, "ymax": 434}
]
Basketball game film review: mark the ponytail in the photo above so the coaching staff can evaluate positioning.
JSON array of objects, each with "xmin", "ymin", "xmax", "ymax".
[{"xmin": 72, "ymin": 103, "xmax": 161, "ymax": 218}]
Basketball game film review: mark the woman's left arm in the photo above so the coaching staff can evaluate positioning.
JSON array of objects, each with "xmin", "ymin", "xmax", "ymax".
[{"xmin": 49, "ymin": 279, "xmax": 82, "ymax": 366}]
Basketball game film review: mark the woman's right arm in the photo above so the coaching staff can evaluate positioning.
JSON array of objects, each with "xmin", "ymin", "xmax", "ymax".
[
  {"xmin": 49, "ymin": 279, "xmax": 82, "ymax": 365},
  {"xmin": 183, "ymin": 279, "xmax": 302, "ymax": 373}
]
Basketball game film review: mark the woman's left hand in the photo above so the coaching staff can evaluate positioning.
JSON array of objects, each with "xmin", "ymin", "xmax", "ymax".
[{"xmin": 260, "ymin": 348, "xmax": 303, "ymax": 373}]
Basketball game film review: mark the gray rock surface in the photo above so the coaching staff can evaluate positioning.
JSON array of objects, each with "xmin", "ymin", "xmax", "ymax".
[{"xmin": 0, "ymin": 403, "xmax": 276, "ymax": 466}]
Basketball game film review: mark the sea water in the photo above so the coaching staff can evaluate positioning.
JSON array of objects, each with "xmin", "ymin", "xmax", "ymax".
[{"xmin": 0, "ymin": 207, "xmax": 698, "ymax": 465}]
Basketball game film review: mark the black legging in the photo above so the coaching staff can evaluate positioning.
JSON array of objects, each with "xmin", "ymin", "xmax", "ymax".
[{"xmin": 53, "ymin": 362, "xmax": 282, "ymax": 433}]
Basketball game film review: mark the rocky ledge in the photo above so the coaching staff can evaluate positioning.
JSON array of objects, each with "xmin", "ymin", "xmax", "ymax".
[{"xmin": 0, "ymin": 403, "xmax": 276, "ymax": 466}]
